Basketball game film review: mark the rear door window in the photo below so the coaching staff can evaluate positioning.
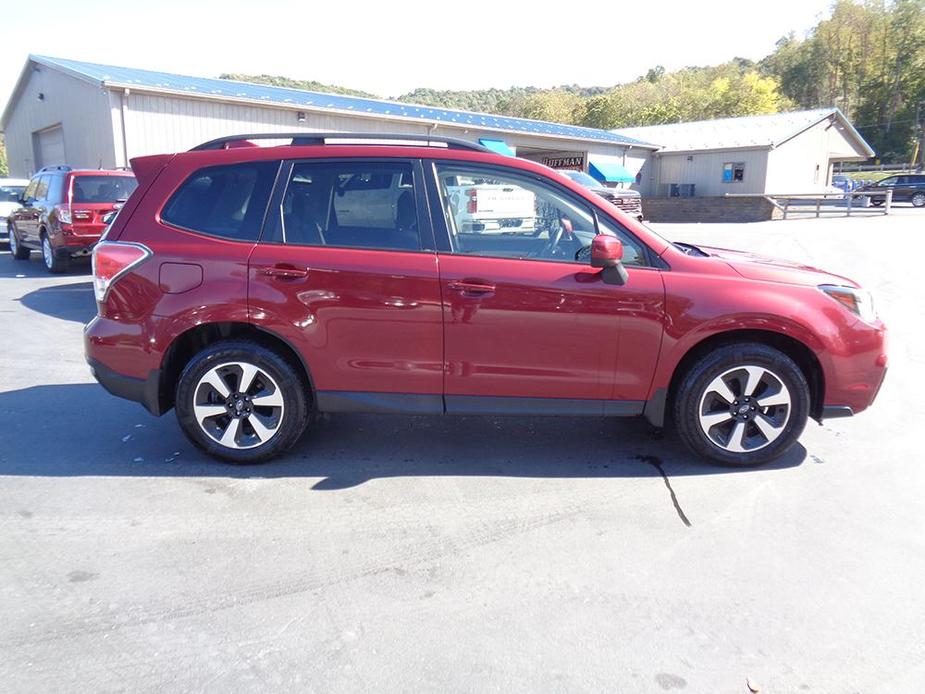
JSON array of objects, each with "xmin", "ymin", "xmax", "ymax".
[
  {"xmin": 161, "ymin": 162, "xmax": 279, "ymax": 241},
  {"xmin": 270, "ymin": 160, "xmax": 422, "ymax": 251}
]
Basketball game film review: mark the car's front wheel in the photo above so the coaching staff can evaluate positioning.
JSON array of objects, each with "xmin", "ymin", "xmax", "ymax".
[
  {"xmin": 175, "ymin": 340, "xmax": 311, "ymax": 463},
  {"xmin": 673, "ymin": 343, "xmax": 810, "ymax": 466},
  {"xmin": 912, "ymin": 192, "xmax": 925, "ymax": 208}
]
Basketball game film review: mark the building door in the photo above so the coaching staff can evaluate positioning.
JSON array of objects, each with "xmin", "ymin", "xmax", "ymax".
[{"xmin": 34, "ymin": 126, "xmax": 65, "ymax": 169}]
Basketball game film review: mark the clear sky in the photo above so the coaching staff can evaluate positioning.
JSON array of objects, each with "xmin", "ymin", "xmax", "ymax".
[{"xmin": 0, "ymin": 0, "xmax": 834, "ymax": 105}]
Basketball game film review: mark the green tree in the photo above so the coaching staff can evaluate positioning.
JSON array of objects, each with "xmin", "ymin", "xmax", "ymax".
[
  {"xmin": 519, "ymin": 90, "xmax": 587, "ymax": 124},
  {"xmin": 0, "ymin": 137, "xmax": 8, "ymax": 177},
  {"xmin": 581, "ymin": 63, "xmax": 791, "ymax": 129},
  {"xmin": 762, "ymin": 0, "xmax": 925, "ymax": 161}
]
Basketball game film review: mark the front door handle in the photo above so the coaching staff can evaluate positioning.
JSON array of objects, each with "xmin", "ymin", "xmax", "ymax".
[
  {"xmin": 262, "ymin": 264, "xmax": 309, "ymax": 280},
  {"xmin": 448, "ymin": 280, "xmax": 496, "ymax": 296}
]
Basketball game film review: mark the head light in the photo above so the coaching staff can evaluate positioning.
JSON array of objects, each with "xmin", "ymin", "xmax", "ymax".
[{"xmin": 819, "ymin": 284, "xmax": 876, "ymax": 322}]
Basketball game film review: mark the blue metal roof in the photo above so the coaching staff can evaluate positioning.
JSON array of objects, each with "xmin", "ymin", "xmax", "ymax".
[{"xmin": 30, "ymin": 55, "xmax": 655, "ymax": 148}]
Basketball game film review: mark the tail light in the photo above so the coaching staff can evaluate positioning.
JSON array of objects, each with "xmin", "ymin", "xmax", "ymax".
[
  {"xmin": 56, "ymin": 204, "xmax": 72, "ymax": 224},
  {"xmin": 92, "ymin": 241, "xmax": 151, "ymax": 302},
  {"xmin": 466, "ymin": 188, "xmax": 478, "ymax": 213}
]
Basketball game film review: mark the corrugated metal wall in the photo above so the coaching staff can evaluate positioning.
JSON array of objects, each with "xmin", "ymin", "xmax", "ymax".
[
  {"xmin": 3, "ymin": 67, "xmax": 653, "ymax": 177},
  {"xmin": 119, "ymin": 91, "xmax": 639, "ymax": 166},
  {"xmin": 765, "ymin": 119, "xmax": 867, "ymax": 193},
  {"xmin": 645, "ymin": 149, "xmax": 770, "ymax": 197},
  {"xmin": 3, "ymin": 68, "xmax": 115, "ymax": 176}
]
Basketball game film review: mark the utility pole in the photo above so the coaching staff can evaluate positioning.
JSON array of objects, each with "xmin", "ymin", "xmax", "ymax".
[{"xmin": 917, "ymin": 101, "xmax": 925, "ymax": 172}]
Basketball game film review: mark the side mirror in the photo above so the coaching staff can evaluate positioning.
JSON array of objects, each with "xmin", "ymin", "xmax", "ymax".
[
  {"xmin": 590, "ymin": 235, "xmax": 629, "ymax": 285},
  {"xmin": 590, "ymin": 235, "xmax": 622, "ymax": 267}
]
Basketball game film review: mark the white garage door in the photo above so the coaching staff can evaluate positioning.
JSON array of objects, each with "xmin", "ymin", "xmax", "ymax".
[{"xmin": 36, "ymin": 126, "xmax": 66, "ymax": 168}]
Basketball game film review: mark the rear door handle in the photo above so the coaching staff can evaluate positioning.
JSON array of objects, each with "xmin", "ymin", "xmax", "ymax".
[
  {"xmin": 262, "ymin": 264, "xmax": 309, "ymax": 280},
  {"xmin": 448, "ymin": 280, "xmax": 496, "ymax": 296}
]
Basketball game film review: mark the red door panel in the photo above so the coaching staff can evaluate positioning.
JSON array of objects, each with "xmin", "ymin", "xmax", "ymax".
[
  {"xmin": 439, "ymin": 254, "xmax": 665, "ymax": 401},
  {"xmin": 249, "ymin": 245, "xmax": 443, "ymax": 395}
]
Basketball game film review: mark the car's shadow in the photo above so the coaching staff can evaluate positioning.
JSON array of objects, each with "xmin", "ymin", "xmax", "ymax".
[
  {"xmin": 16, "ymin": 281, "xmax": 96, "ymax": 323},
  {"xmin": 0, "ymin": 250, "xmax": 91, "ymax": 279},
  {"xmin": 0, "ymin": 383, "xmax": 805, "ymax": 487}
]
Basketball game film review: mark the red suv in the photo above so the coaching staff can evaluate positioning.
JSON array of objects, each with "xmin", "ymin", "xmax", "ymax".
[
  {"xmin": 8, "ymin": 166, "xmax": 137, "ymax": 273},
  {"xmin": 84, "ymin": 134, "xmax": 887, "ymax": 466}
]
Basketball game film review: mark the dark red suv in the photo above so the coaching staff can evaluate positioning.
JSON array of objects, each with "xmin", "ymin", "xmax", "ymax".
[
  {"xmin": 84, "ymin": 134, "xmax": 887, "ymax": 466},
  {"xmin": 8, "ymin": 166, "xmax": 137, "ymax": 273}
]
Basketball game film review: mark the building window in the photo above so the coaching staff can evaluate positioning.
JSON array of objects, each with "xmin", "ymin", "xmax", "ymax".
[{"xmin": 722, "ymin": 162, "xmax": 745, "ymax": 183}]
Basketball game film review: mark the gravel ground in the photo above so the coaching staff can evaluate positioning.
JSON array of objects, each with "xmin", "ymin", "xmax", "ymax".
[{"xmin": 0, "ymin": 209, "xmax": 922, "ymax": 693}]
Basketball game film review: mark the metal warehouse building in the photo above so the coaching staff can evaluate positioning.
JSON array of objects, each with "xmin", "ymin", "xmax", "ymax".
[
  {"xmin": 614, "ymin": 109, "xmax": 874, "ymax": 198},
  {"xmin": 1, "ymin": 55, "xmax": 657, "ymax": 181}
]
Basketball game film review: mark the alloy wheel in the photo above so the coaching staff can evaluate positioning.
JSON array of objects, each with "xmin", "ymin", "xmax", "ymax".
[
  {"xmin": 9, "ymin": 227, "xmax": 18, "ymax": 254},
  {"xmin": 193, "ymin": 361, "xmax": 286, "ymax": 450},
  {"xmin": 697, "ymin": 365, "xmax": 792, "ymax": 453},
  {"xmin": 42, "ymin": 236, "xmax": 54, "ymax": 269},
  {"xmin": 912, "ymin": 192, "xmax": 925, "ymax": 208}
]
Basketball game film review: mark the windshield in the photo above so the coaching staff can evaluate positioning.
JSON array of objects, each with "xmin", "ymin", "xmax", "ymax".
[
  {"xmin": 0, "ymin": 185, "xmax": 26, "ymax": 203},
  {"xmin": 561, "ymin": 171, "xmax": 601, "ymax": 188},
  {"xmin": 72, "ymin": 175, "xmax": 138, "ymax": 203}
]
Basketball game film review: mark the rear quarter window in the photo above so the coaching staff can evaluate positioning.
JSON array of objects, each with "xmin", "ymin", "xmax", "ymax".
[{"xmin": 160, "ymin": 162, "xmax": 279, "ymax": 241}]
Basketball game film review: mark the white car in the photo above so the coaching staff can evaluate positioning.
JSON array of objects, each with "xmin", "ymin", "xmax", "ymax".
[{"xmin": 0, "ymin": 178, "xmax": 29, "ymax": 245}]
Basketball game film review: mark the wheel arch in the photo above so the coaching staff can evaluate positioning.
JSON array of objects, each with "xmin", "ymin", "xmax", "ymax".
[
  {"xmin": 645, "ymin": 329, "xmax": 824, "ymax": 428},
  {"xmin": 157, "ymin": 321, "xmax": 314, "ymax": 414}
]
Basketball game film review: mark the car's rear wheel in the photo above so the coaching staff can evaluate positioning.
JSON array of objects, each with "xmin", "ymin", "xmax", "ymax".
[
  {"xmin": 9, "ymin": 224, "xmax": 29, "ymax": 260},
  {"xmin": 673, "ymin": 343, "xmax": 810, "ymax": 466},
  {"xmin": 912, "ymin": 192, "xmax": 925, "ymax": 208},
  {"xmin": 871, "ymin": 198, "xmax": 884, "ymax": 207},
  {"xmin": 41, "ymin": 232, "xmax": 68, "ymax": 273},
  {"xmin": 175, "ymin": 340, "xmax": 310, "ymax": 463}
]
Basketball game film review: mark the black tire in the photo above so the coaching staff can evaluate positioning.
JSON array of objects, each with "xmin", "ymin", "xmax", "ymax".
[
  {"xmin": 175, "ymin": 340, "xmax": 311, "ymax": 464},
  {"xmin": 41, "ymin": 232, "xmax": 68, "ymax": 274},
  {"xmin": 871, "ymin": 199, "xmax": 884, "ymax": 207},
  {"xmin": 673, "ymin": 343, "xmax": 810, "ymax": 466},
  {"xmin": 9, "ymin": 224, "xmax": 29, "ymax": 260},
  {"xmin": 912, "ymin": 192, "xmax": 925, "ymax": 208}
]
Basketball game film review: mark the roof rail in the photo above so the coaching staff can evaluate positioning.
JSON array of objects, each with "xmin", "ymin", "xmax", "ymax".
[
  {"xmin": 189, "ymin": 132, "xmax": 492, "ymax": 153},
  {"xmin": 37, "ymin": 165, "xmax": 72, "ymax": 173}
]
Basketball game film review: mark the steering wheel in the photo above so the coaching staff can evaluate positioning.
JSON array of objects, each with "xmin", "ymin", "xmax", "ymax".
[{"xmin": 542, "ymin": 218, "xmax": 573, "ymax": 257}]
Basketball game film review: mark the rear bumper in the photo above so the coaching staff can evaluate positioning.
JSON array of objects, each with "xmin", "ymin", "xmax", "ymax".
[
  {"xmin": 85, "ymin": 315, "xmax": 168, "ymax": 416},
  {"xmin": 87, "ymin": 357, "xmax": 163, "ymax": 416},
  {"xmin": 55, "ymin": 243, "xmax": 95, "ymax": 259},
  {"xmin": 820, "ymin": 405, "xmax": 854, "ymax": 419}
]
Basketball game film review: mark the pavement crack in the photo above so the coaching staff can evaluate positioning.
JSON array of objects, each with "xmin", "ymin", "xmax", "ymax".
[{"xmin": 637, "ymin": 455, "xmax": 692, "ymax": 527}]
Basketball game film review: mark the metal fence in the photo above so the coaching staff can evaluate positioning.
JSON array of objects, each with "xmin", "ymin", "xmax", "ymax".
[{"xmin": 725, "ymin": 190, "xmax": 893, "ymax": 219}]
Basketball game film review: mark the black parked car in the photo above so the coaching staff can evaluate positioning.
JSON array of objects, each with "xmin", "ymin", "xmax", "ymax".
[
  {"xmin": 559, "ymin": 170, "xmax": 644, "ymax": 222},
  {"xmin": 858, "ymin": 173, "xmax": 925, "ymax": 207}
]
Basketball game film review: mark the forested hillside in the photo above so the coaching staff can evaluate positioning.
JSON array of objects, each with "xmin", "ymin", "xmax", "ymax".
[{"xmin": 223, "ymin": 0, "xmax": 923, "ymax": 162}]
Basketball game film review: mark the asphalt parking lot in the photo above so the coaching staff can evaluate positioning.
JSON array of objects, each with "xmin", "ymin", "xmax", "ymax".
[{"xmin": 1, "ymin": 210, "xmax": 923, "ymax": 693}]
